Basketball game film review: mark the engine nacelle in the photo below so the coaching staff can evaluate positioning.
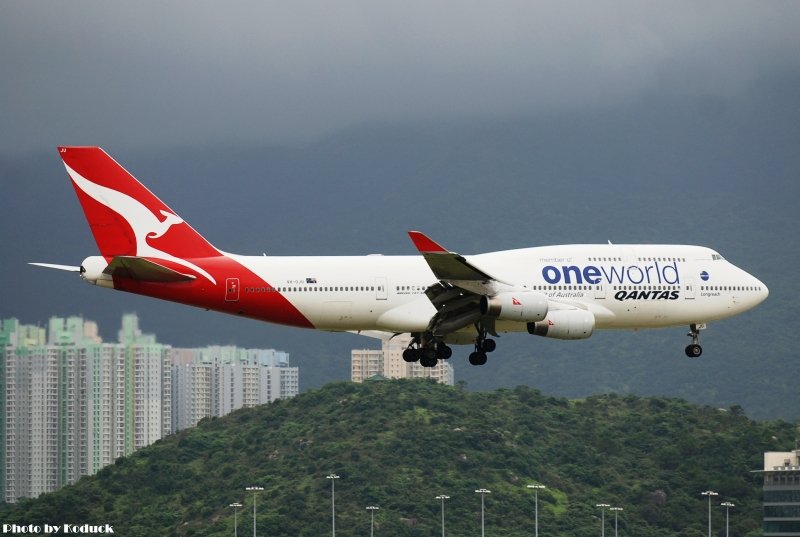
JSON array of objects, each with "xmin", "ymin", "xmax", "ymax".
[
  {"xmin": 527, "ymin": 309, "xmax": 595, "ymax": 340},
  {"xmin": 80, "ymin": 256, "xmax": 114, "ymax": 288},
  {"xmin": 480, "ymin": 291, "xmax": 548, "ymax": 322}
]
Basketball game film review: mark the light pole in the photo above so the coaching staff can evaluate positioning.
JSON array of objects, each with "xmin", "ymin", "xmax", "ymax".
[
  {"xmin": 527, "ymin": 484, "xmax": 546, "ymax": 537},
  {"xmin": 435, "ymin": 495, "xmax": 449, "ymax": 537},
  {"xmin": 246, "ymin": 486, "xmax": 264, "ymax": 537},
  {"xmin": 701, "ymin": 491, "xmax": 718, "ymax": 537},
  {"xmin": 609, "ymin": 507, "xmax": 623, "ymax": 537},
  {"xmin": 326, "ymin": 474, "xmax": 339, "ymax": 537},
  {"xmin": 721, "ymin": 502, "xmax": 735, "ymax": 537},
  {"xmin": 229, "ymin": 502, "xmax": 242, "ymax": 537},
  {"xmin": 596, "ymin": 504, "xmax": 610, "ymax": 537},
  {"xmin": 475, "ymin": 489, "xmax": 491, "ymax": 537},
  {"xmin": 366, "ymin": 506, "xmax": 379, "ymax": 537}
]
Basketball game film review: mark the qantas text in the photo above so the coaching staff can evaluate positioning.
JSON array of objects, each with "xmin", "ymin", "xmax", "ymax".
[
  {"xmin": 614, "ymin": 289, "xmax": 680, "ymax": 301},
  {"xmin": 541, "ymin": 261, "xmax": 680, "ymax": 286}
]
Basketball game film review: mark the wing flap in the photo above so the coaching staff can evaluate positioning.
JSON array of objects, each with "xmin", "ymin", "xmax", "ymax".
[
  {"xmin": 423, "ymin": 281, "xmax": 484, "ymax": 334},
  {"xmin": 103, "ymin": 256, "xmax": 197, "ymax": 282}
]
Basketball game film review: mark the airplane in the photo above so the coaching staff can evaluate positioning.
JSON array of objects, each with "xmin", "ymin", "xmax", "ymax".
[{"xmin": 32, "ymin": 147, "xmax": 769, "ymax": 367}]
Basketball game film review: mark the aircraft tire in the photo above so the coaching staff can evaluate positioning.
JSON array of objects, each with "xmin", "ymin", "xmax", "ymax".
[
  {"xmin": 468, "ymin": 351, "xmax": 487, "ymax": 366},
  {"xmin": 436, "ymin": 344, "xmax": 453, "ymax": 360},
  {"xmin": 420, "ymin": 353, "xmax": 438, "ymax": 368},
  {"xmin": 403, "ymin": 349, "xmax": 420, "ymax": 363},
  {"xmin": 684, "ymin": 344, "xmax": 703, "ymax": 358},
  {"xmin": 481, "ymin": 339, "xmax": 496, "ymax": 353}
]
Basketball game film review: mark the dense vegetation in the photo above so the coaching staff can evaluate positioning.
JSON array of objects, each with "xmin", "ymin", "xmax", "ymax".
[{"xmin": 2, "ymin": 380, "xmax": 796, "ymax": 536}]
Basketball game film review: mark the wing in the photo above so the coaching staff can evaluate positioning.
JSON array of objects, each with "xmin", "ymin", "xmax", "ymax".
[
  {"xmin": 408, "ymin": 231, "xmax": 509, "ymax": 295},
  {"xmin": 408, "ymin": 231, "xmax": 520, "ymax": 337}
]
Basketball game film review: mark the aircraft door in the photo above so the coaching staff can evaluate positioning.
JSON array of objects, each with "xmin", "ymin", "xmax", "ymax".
[
  {"xmin": 375, "ymin": 277, "xmax": 388, "ymax": 300},
  {"xmin": 594, "ymin": 283, "xmax": 606, "ymax": 299},
  {"xmin": 684, "ymin": 280, "xmax": 696, "ymax": 300},
  {"xmin": 225, "ymin": 278, "xmax": 240, "ymax": 302}
]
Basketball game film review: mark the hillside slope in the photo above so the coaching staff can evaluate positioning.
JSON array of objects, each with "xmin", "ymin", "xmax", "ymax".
[{"xmin": 3, "ymin": 381, "xmax": 796, "ymax": 536}]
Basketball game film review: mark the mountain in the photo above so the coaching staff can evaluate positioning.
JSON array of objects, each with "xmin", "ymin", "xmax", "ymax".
[
  {"xmin": 2, "ymin": 380, "xmax": 796, "ymax": 536},
  {"xmin": 1, "ymin": 93, "xmax": 798, "ymax": 419}
]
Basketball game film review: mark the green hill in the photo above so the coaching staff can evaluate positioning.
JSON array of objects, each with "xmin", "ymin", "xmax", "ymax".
[{"xmin": 2, "ymin": 380, "xmax": 796, "ymax": 536}]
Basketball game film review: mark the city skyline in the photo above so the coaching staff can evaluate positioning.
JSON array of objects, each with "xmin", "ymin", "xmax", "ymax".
[{"xmin": 1, "ymin": 312, "xmax": 297, "ymax": 503}]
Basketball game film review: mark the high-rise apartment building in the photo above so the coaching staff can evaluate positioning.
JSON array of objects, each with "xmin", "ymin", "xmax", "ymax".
[
  {"xmin": 1, "ymin": 313, "xmax": 295, "ymax": 503},
  {"xmin": 351, "ymin": 334, "xmax": 454, "ymax": 385},
  {"xmin": 171, "ymin": 346, "xmax": 298, "ymax": 432},
  {"xmin": 1, "ymin": 314, "xmax": 171, "ymax": 502},
  {"xmin": 351, "ymin": 348, "xmax": 384, "ymax": 382},
  {"xmin": 81, "ymin": 343, "xmax": 123, "ymax": 476}
]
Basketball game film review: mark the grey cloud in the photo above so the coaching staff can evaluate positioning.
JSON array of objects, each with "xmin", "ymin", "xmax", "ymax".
[{"xmin": 1, "ymin": 1, "xmax": 799, "ymax": 154}]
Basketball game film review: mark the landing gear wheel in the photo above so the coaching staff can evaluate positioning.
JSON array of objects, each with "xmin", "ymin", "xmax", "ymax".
[
  {"xmin": 685, "ymin": 344, "xmax": 703, "ymax": 358},
  {"xmin": 402, "ymin": 348, "xmax": 420, "ymax": 363},
  {"xmin": 468, "ymin": 351, "xmax": 488, "ymax": 366},
  {"xmin": 481, "ymin": 338, "xmax": 496, "ymax": 353},
  {"xmin": 435, "ymin": 343, "xmax": 452, "ymax": 360},
  {"xmin": 420, "ymin": 353, "xmax": 438, "ymax": 368}
]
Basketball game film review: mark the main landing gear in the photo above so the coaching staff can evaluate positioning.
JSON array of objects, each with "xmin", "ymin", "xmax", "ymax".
[
  {"xmin": 685, "ymin": 323, "xmax": 703, "ymax": 358},
  {"xmin": 403, "ymin": 341, "xmax": 452, "ymax": 368},
  {"xmin": 468, "ymin": 331, "xmax": 496, "ymax": 366},
  {"xmin": 404, "ymin": 338, "xmax": 497, "ymax": 367},
  {"xmin": 403, "ymin": 327, "xmax": 497, "ymax": 368},
  {"xmin": 469, "ymin": 325, "xmax": 497, "ymax": 365}
]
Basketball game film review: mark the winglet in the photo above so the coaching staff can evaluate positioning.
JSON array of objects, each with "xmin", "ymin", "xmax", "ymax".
[{"xmin": 408, "ymin": 231, "xmax": 449, "ymax": 254}]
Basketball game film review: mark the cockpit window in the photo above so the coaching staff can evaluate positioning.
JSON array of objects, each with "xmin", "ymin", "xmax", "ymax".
[{"xmin": 712, "ymin": 254, "xmax": 724, "ymax": 261}]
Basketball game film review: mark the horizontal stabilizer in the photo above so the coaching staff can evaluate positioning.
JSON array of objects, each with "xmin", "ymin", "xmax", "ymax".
[
  {"xmin": 104, "ymin": 256, "xmax": 197, "ymax": 282},
  {"xmin": 29, "ymin": 262, "xmax": 81, "ymax": 272}
]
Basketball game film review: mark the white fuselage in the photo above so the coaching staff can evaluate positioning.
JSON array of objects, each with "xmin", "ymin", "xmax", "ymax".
[{"xmin": 228, "ymin": 243, "xmax": 768, "ymax": 334}]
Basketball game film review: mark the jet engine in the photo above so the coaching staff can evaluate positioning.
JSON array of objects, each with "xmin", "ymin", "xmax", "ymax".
[
  {"xmin": 480, "ymin": 291, "xmax": 548, "ymax": 322},
  {"xmin": 527, "ymin": 309, "xmax": 594, "ymax": 340}
]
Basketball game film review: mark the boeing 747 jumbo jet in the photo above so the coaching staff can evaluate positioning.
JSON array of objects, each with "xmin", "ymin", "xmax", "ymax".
[{"xmin": 33, "ymin": 147, "xmax": 768, "ymax": 367}]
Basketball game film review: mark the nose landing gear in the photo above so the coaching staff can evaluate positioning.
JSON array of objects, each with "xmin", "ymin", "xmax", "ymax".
[{"xmin": 685, "ymin": 323, "xmax": 703, "ymax": 358}]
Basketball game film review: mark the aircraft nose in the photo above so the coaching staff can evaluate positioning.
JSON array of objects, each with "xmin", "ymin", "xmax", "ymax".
[
  {"xmin": 750, "ymin": 274, "xmax": 769, "ymax": 305},
  {"xmin": 757, "ymin": 278, "xmax": 769, "ymax": 303}
]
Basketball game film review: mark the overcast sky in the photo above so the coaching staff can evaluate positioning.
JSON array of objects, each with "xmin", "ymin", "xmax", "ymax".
[{"xmin": 2, "ymin": 1, "xmax": 799, "ymax": 155}]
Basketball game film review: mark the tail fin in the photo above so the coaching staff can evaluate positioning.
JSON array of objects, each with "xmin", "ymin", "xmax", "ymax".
[{"xmin": 58, "ymin": 146, "xmax": 221, "ymax": 261}]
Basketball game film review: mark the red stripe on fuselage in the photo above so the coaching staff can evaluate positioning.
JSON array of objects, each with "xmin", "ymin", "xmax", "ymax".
[{"xmin": 111, "ymin": 255, "xmax": 314, "ymax": 329}]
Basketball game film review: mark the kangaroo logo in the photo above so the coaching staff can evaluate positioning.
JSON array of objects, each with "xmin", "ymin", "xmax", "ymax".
[
  {"xmin": 65, "ymin": 164, "xmax": 217, "ymax": 284},
  {"xmin": 148, "ymin": 210, "xmax": 183, "ymax": 239}
]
